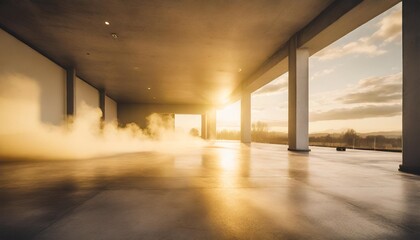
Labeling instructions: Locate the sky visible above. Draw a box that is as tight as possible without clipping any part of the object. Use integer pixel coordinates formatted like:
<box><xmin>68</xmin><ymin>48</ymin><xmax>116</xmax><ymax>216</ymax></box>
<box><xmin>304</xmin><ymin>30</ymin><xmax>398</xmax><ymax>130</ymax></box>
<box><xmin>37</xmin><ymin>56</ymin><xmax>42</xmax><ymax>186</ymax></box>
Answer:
<box><xmin>215</xmin><ymin>3</ymin><xmax>402</xmax><ymax>134</ymax></box>
<box><xmin>175</xmin><ymin>3</ymin><xmax>402</xmax><ymax>134</ymax></box>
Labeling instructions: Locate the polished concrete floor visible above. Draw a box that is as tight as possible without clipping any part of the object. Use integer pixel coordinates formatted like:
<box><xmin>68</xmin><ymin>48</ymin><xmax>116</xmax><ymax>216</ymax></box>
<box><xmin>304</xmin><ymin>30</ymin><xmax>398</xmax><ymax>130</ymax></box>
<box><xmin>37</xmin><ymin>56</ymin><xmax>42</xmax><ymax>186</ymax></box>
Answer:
<box><xmin>0</xmin><ymin>141</ymin><xmax>419</xmax><ymax>240</ymax></box>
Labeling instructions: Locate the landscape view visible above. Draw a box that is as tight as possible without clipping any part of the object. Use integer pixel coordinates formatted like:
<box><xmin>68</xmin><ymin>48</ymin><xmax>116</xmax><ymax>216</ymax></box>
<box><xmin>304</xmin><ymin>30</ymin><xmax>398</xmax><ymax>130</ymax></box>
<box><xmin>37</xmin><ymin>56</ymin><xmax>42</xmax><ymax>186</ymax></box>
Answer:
<box><xmin>177</xmin><ymin>3</ymin><xmax>402</xmax><ymax>151</ymax></box>
<box><xmin>216</xmin><ymin>125</ymin><xmax>401</xmax><ymax>151</ymax></box>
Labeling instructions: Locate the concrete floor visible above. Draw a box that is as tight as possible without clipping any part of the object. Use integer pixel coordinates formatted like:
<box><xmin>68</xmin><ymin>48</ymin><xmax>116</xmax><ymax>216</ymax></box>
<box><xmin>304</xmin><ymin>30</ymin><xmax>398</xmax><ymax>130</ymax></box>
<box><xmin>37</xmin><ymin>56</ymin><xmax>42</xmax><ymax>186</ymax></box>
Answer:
<box><xmin>0</xmin><ymin>141</ymin><xmax>419</xmax><ymax>240</ymax></box>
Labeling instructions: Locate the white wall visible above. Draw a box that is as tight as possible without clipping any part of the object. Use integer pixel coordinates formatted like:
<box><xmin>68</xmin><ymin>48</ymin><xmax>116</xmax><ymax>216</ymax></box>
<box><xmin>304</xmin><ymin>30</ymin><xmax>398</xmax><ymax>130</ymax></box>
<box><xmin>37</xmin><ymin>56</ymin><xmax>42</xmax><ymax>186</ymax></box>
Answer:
<box><xmin>75</xmin><ymin>77</ymin><xmax>99</xmax><ymax>115</ymax></box>
<box><xmin>105</xmin><ymin>96</ymin><xmax>117</xmax><ymax>123</ymax></box>
<box><xmin>0</xmin><ymin>29</ymin><xmax>117</xmax><ymax>126</ymax></box>
<box><xmin>0</xmin><ymin>28</ymin><xmax>66</xmax><ymax>125</ymax></box>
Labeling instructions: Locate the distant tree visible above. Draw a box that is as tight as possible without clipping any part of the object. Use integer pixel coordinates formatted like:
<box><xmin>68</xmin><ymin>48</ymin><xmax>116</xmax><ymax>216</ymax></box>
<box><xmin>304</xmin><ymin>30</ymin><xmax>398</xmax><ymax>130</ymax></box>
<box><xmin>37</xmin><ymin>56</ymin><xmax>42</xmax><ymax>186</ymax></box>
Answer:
<box><xmin>342</xmin><ymin>129</ymin><xmax>358</xmax><ymax>147</ymax></box>
<box><xmin>189</xmin><ymin>128</ymin><xmax>199</xmax><ymax>137</ymax></box>
<box><xmin>252</xmin><ymin>121</ymin><xmax>268</xmax><ymax>132</ymax></box>
<box><xmin>251</xmin><ymin>121</ymin><xmax>269</xmax><ymax>142</ymax></box>
<box><xmin>325</xmin><ymin>134</ymin><xmax>332</xmax><ymax>146</ymax></box>
<box><xmin>217</xmin><ymin>130</ymin><xmax>240</xmax><ymax>140</ymax></box>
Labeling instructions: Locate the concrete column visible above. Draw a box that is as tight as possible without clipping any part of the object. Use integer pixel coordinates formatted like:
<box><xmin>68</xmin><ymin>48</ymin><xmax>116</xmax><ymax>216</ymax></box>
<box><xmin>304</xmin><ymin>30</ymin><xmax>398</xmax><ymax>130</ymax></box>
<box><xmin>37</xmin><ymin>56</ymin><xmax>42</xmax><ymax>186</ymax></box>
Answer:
<box><xmin>99</xmin><ymin>89</ymin><xmax>106</xmax><ymax>121</ymax></box>
<box><xmin>288</xmin><ymin>36</ymin><xmax>310</xmax><ymax>152</ymax></box>
<box><xmin>400</xmin><ymin>0</ymin><xmax>420</xmax><ymax>175</ymax></box>
<box><xmin>201</xmin><ymin>113</ymin><xmax>207</xmax><ymax>139</ymax></box>
<box><xmin>66</xmin><ymin>68</ymin><xmax>75</xmax><ymax>117</ymax></box>
<box><xmin>206</xmin><ymin>109</ymin><xmax>217</xmax><ymax>140</ymax></box>
<box><xmin>241</xmin><ymin>91</ymin><xmax>251</xmax><ymax>143</ymax></box>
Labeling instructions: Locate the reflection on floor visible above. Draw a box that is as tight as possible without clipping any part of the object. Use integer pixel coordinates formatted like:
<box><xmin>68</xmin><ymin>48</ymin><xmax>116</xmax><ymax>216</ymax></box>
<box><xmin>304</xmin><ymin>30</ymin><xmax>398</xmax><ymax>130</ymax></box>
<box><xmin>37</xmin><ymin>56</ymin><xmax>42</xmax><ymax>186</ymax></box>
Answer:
<box><xmin>0</xmin><ymin>141</ymin><xmax>419</xmax><ymax>240</ymax></box>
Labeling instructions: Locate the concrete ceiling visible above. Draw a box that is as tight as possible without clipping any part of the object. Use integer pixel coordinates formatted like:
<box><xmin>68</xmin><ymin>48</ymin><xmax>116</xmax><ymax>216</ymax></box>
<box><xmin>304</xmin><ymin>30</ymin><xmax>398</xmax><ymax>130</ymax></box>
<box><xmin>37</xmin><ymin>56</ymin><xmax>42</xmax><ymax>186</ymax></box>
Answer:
<box><xmin>0</xmin><ymin>0</ymin><xmax>334</xmax><ymax>104</ymax></box>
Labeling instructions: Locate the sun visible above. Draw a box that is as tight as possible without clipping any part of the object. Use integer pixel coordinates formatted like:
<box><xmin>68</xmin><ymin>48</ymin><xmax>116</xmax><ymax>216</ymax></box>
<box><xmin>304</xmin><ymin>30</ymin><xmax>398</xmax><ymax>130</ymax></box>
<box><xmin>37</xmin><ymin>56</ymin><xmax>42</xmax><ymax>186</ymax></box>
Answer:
<box><xmin>216</xmin><ymin>101</ymin><xmax>241</xmax><ymax>130</ymax></box>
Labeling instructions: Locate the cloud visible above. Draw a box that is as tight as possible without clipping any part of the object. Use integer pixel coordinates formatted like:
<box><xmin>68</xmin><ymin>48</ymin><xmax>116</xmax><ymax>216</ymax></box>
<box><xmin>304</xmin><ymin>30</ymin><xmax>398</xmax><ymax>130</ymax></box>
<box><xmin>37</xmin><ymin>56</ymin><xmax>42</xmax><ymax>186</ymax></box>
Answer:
<box><xmin>217</xmin><ymin>121</ymin><xmax>240</xmax><ymax>128</ymax></box>
<box><xmin>253</xmin><ymin>73</ymin><xmax>288</xmax><ymax>96</ymax></box>
<box><xmin>254</xmin><ymin>78</ymin><xmax>288</xmax><ymax>96</ymax></box>
<box><xmin>315</xmin><ymin>5</ymin><xmax>401</xmax><ymax>61</ymax></box>
<box><xmin>254</xmin><ymin>81</ymin><xmax>287</xmax><ymax>95</ymax></box>
<box><xmin>266</xmin><ymin>120</ymin><xmax>288</xmax><ymax>128</ymax></box>
<box><xmin>315</xmin><ymin>37</ymin><xmax>386</xmax><ymax>61</ymax></box>
<box><xmin>251</xmin><ymin>120</ymin><xmax>288</xmax><ymax>128</ymax></box>
<box><xmin>372</xmin><ymin>6</ymin><xmax>402</xmax><ymax>43</ymax></box>
<box><xmin>310</xmin><ymin>68</ymin><xmax>335</xmax><ymax>81</ymax></box>
<box><xmin>337</xmin><ymin>72</ymin><xmax>401</xmax><ymax>104</ymax></box>
<box><xmin>310</xmin><ymin>104</ymin><xmax>401</xmax><ymax>122</ymax></box>
<box><xmin>252</xmin><ymin>106</ymin><xmax>266</xmax><ymax>112</ymax></box>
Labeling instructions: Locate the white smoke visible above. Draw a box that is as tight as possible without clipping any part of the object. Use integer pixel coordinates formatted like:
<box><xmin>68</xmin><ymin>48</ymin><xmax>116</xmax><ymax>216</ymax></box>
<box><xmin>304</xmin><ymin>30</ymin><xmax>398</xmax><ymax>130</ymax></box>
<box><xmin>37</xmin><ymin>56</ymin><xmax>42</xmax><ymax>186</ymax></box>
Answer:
<box><xmin>0</xmin><ymin>74</ymin><xmax>206</xmax><ymax>160</ymax></box>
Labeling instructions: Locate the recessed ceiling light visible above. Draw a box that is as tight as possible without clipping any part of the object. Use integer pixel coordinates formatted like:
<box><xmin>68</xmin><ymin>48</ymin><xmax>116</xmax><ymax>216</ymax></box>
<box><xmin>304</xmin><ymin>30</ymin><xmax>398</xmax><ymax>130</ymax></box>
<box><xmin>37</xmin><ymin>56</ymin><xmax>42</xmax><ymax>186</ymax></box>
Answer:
<box><xmin>111</xmin><ymin>33</ymin><xmax>118</xmax><ymax>39</ymax></box>
<box><xmin>133</xmin><ymin>67</ymin><xmax>139</xmax><ymax>70</ymax></box>
<box><xmin>238</xmin><ymin>68</ymin><xmax>242</xmax><ymax>72</ymax></box>
<box><xmin>153</xmin><ymin>97</ymin><xmax>156</xmax><ymax>99</ymax></box>
<box><xmin>105</xmin><ymin>21</ymin><xmax>110</xmax><ymax>25</ymax></box>
<box><xmin>147</xmin><ymin>87</ymin><xmax>151</xmax><ymax>90</ymax></box>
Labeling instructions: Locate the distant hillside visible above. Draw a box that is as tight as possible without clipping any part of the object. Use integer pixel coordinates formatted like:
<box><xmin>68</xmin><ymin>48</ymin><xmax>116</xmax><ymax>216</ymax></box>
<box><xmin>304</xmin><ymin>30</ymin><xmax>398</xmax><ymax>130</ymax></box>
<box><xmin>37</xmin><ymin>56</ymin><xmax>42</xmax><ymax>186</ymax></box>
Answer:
<box><xmin>309</xmin><ymin>132</ymin><xmax>341</xmax><ymax>138</ymax></box>
<box><xmin>358</xmin><ymin>131</ymin><xmax>401</xmax><ymax>138</ymax></box>
<box><xmin>309</xmin><ymin>131</ymin><xmax>401</xmax><ymax>138</ymax></box>
<box><xmin>218</xmin><ymin>129</ymin><xmax>402</xmax><ymax>139</ymax></box>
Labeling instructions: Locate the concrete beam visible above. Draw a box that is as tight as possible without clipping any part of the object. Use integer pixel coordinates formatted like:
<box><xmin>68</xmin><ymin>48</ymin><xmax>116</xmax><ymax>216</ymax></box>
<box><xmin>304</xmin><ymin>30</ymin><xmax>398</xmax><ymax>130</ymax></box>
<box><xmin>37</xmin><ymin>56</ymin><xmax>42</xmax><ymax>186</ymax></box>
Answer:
<box><xmin>229</xmin><ymin>0</ymin><xmax>400</xmax><ymax>101</ymax></box>
<box><xmin>241</xmin><ymin>91</ymin><xmax>251</xmax><ymax>143</ymax></box>
<box><xmin>288</xmin><ymin>36</ymin><xmax>310</xmax><ymax>152</ymax></box>
<box><xmin>400</xmin><ymin>0</ymin><xmax>420</xmax><ymax>175</ymax></box>
<box><xmin>299</xmin><ymin>0</ymin><xmax>400</xmax><ymax>52</ymax></box>
<box><xmin>297</xmin><ymin>0</ymin><xmax>362</xmax><ymax>52</ymax></box>
<box><xmin>66</xmin><ymin>68</ymin><xmax>75</xmax><ymax>116</ymax></box>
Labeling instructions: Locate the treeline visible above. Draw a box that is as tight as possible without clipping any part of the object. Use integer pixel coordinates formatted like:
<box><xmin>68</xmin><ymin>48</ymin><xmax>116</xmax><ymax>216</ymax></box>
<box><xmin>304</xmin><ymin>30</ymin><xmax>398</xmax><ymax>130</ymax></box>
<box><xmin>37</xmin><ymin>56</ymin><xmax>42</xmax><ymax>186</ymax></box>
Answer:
<box><xmin>216</xmin><ymin>122</ymin><xmax>402</xmax><ymax>151</ymax></box>
<box><xmin>310</xmin><ymin>129</ymin><xmax>402</xmax><ymax>150</ymax></box>
<box><xmin>216</xmin><ymin>121</ymin><xmax>287</xmax><ymax>144</ymax></box>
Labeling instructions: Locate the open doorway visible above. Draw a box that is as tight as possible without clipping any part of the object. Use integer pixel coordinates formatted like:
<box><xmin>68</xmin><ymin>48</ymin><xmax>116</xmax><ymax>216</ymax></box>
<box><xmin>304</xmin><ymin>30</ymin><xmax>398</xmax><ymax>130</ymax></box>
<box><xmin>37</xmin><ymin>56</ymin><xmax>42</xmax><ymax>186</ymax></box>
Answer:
<box><xmin>216</xmin><ymin>101</ymin><xmax>240</xmax><ymax>140</ymax></box>
<box><xmin>174</xmin><ymin>114</ymin><xmax>202</xmax><ymax>137</ymax></box>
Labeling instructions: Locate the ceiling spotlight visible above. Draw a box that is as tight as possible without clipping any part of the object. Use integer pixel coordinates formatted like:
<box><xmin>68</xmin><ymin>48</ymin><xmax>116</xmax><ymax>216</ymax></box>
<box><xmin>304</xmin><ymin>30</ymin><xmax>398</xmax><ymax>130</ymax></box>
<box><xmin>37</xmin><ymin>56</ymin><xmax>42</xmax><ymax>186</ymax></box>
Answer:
<box><xmin>147</xmin><ymin>87</ymin><xmax>151</xmax><ymax>90</ymax></box>
<box><xmin>105</xmin><ymin>21</ymin><xmax>110</xmax><ymax>25</ymax></box>
<box><xmin>238</xmin><ymin>68</ymin><xmax>242</xmax><ymax>72</ymax></box>
<box><xmin>111</xmin><ymin>33</ymin><xmax>118</xmax><ymax>39</ymax></box>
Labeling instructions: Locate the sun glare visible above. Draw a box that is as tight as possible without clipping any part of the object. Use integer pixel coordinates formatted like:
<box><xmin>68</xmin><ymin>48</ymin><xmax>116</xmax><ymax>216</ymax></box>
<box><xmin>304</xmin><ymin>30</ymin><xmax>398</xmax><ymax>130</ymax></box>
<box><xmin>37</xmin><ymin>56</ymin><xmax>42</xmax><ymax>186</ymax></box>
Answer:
<box><xmin>219</xmin><ymin>149</ymin><xmax>237</xmax><ymax>171</ymax></box>
<box><xmin>216</xmin><ymin>101</ymin><xmax>241</xmax><ymax>131</ymax></box>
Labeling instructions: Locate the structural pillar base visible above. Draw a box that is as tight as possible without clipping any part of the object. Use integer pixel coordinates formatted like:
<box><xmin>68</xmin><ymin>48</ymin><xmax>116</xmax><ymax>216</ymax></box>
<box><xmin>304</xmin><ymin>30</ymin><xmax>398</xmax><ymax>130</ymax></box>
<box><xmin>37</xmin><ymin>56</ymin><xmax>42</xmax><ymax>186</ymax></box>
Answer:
<box><xmin>399</xmin><ymin>165</ymin><xmax>420</xmax><ymax>175</ymax></box>
<box><xmin>288</xmin><ymin>148</ymin><xmax>311</xmax><ymax>152</ymax></box>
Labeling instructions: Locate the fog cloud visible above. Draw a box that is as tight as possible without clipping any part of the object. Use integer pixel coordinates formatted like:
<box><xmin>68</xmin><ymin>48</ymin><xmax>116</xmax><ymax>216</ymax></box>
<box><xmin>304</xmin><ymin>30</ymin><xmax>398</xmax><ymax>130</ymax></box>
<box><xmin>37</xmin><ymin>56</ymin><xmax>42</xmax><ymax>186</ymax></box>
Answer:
<box><xmin>0</xmin><ymin>74</ymin><xmax>206</xmax><ymax>160</ymax></box>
